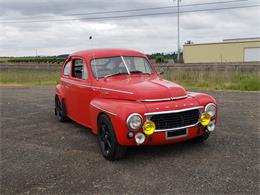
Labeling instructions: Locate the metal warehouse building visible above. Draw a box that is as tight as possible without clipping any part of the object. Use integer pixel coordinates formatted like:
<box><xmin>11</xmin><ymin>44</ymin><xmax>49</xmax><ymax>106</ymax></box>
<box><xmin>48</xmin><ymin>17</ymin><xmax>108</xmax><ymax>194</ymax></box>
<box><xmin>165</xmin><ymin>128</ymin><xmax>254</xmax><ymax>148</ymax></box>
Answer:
<box><xmin>183</xmin><ymin>38</ymin><xmax>260</xmax><ymax>63</ymax></box>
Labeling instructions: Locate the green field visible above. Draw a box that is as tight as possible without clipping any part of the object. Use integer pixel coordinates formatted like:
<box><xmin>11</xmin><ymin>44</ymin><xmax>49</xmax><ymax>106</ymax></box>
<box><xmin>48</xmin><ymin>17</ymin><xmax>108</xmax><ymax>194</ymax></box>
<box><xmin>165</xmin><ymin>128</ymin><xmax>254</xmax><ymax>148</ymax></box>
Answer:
<box><xmin>0</xmin><ymin>69</ymin><xmax>60</xmax><ymax>85</ymax></box>
<box><xmin>0</xmin><ymin>57</ymin><xmax>65</xmax><ymax>63</ymax></box>
<box><xmin>163</xmin><ymin>70</ymin><xmax>260</xmax><ymax>91</ymax></box>
<box><xmin>0</xmin><ymin>69</ymin><xmax>259</xmax><ymax>91</ymax></box>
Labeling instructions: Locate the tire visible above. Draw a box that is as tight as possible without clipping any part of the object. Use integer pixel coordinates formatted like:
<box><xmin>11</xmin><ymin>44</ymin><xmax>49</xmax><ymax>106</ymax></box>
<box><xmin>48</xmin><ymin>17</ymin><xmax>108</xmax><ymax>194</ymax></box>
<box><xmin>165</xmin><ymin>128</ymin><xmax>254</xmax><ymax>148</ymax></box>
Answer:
<box><xmin>55</xmin><ymin>96</ymin><xmax>68</xmax><ymax>122</ymax></box>
<box><xmin>190</xmin><ymin>132</ymin><xmax>210</xmax><ymax>143</ymax></box>
<box><xmin>98</xmin><ymin>114</ymin><xmax>127</xmax><ymax>161</ymax></box>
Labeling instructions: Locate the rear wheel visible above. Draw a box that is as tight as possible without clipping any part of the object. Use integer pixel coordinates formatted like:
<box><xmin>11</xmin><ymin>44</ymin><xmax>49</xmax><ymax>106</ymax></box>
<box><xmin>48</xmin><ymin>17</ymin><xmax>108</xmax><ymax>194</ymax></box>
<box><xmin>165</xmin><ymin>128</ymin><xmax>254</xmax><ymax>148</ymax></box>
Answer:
<box><xmin>98</xmin><ymin>114</ymin><xmax>126</xmax><ymax>161</ymax></box>
<box><xmin>55</xmin><ymin>96</ymin><xmax>68</xmax><ymax>122</ymax></box>
<box><xmin>190</xmin><ymin>132</ymin><xmax>210</xmax><ymax>143</ymax></box>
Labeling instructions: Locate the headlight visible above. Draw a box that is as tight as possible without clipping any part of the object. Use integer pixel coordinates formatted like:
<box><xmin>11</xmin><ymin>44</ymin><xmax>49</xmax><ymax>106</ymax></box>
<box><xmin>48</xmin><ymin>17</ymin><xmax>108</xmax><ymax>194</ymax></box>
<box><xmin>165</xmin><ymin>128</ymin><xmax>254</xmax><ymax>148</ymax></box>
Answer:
<box><xmin>127</xmin><ymin>113</ymin><xmax>143</xmax><ymax>131</ymax></box>
<box><xmin>205</xmin><ymin>103</ymin><xmax>216</xmax><ymax>117</ymax></box>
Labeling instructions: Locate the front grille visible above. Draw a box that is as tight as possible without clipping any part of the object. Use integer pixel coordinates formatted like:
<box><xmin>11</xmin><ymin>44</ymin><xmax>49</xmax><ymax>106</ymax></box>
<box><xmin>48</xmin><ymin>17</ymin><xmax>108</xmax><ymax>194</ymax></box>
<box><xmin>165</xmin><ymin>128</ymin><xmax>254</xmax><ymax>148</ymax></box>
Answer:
<box><xmin>150</xmin><ymin>109</ymin><xmax>200</xmax><ymax>130</ymax></box>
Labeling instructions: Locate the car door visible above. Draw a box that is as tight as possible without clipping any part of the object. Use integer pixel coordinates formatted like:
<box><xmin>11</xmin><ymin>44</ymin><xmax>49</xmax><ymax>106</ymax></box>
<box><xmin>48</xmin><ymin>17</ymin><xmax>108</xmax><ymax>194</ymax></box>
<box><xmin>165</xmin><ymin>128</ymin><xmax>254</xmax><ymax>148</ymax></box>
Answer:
<box><xmin>69</xmin><ymin>57</ymin><xmax>92</xmax><ymax>127</ymax></box>
<box><xmin>61</xmin><ymin>60</ymin><xmax>74</xmax><ymax>118</ymax></box>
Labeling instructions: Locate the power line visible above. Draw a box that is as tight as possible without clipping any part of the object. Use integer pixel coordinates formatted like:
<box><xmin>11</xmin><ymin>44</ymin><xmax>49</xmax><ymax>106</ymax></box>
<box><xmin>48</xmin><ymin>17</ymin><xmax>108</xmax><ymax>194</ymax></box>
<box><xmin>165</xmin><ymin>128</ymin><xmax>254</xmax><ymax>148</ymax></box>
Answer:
<box><xmin>0</xmin><ymin>0</ymin><xmax>249</xmax><ymax>21</ymax></box>
<box><xmin>0</xmin><ymin>4</ymin><xmax>259</xmax><ymax>24</ymax></box>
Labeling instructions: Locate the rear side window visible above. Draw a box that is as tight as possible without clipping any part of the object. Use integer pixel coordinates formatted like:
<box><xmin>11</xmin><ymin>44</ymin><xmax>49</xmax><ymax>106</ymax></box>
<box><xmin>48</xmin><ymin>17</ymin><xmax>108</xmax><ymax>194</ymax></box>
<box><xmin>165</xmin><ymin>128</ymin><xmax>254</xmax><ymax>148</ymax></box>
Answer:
<box><xmin>72</xmin><ymin>59</ymin><xmax>88</xmax><ymax>80</ymax></box>
<box><xmin>63</xmin><ymin>61</ymin><xmax>71</xmax><ymax>76</ymax></box>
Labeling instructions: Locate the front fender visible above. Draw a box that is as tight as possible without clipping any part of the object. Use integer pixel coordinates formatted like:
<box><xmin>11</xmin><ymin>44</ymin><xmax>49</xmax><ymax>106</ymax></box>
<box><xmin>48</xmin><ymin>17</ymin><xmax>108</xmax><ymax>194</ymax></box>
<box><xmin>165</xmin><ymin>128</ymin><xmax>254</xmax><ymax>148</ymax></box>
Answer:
<box><xmin>89</xmin><ymin>98</ymin><xmax>146</xmax><ymax>145</ymax></box>
<box><xmin>188</xmin><ymin>91</ymin><xmax>218</xmax><ymax>122</ymax></box>
<box><xmin>188</xmin><ymin>92</ymin><xmax>217</xmax><ymax>107</ymax></box>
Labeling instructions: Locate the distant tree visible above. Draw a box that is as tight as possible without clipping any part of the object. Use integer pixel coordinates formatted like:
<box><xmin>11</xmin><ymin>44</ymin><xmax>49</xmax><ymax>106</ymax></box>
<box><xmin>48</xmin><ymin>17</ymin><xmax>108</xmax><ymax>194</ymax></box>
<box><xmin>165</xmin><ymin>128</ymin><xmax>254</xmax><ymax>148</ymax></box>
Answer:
<box><xmin>185</xmin><ymin>40</ymin><xmax>193</xmax><ymax>45</ymax></box>
<box><xmin>155</xmin><ymin>56</ymin><xmax>165</xmax><ymax>63</ymax></box>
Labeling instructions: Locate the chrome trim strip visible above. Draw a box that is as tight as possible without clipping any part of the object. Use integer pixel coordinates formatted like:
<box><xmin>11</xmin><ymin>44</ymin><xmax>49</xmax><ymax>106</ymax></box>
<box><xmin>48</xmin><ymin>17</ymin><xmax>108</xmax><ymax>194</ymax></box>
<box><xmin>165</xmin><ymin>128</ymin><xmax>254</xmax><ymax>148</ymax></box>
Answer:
<box><xmin>138</xmin><ymin>95</ymin><xmax>188</xmax><ymax>102</ymax></box>
<box><xmin>144</xmin><ymin>106</ymin><xmax>203</xmax><ymax>116</ymax></box>
<box><xmin>155</xmin><ymin>121</ymin><xmax>200</xmax><ymax>132</ymax></box>
<box><xmin>165</xmin><ymin>129</ymin><xmax>188</xmax><ymax>140</ymax></box>
<box><xmin>172</xmin><ymin>95</ymin><xmax>188</xmax><ymax>100</ymax></box>
<box><xmin>90</xmin><ymin>103</ymin><xmax>117</xmax><ymax>116</ymax></box>
<box><xmin>138</xmin><ymin>98</ymin><xmax>172</xmax><ymax>102</ymax></box>
<box><xmin>61</xmin><ymin>78</ymin><xmax>134</xmax><ymax>95</ymax></box>
<box><xmin>99</xmin><ymin>87</ymin><xmax>134</xmax><ymax>95</ymax></box>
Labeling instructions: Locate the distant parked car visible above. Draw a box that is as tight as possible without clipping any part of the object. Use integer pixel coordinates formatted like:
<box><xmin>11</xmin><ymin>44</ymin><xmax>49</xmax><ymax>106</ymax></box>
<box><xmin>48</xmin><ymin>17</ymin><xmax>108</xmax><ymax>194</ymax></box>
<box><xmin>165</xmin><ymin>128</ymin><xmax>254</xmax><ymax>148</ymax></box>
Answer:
<box><xmin>55</xmin><ymin>49</ymin><xmax>217</xmax><ymax>161</ymax></box>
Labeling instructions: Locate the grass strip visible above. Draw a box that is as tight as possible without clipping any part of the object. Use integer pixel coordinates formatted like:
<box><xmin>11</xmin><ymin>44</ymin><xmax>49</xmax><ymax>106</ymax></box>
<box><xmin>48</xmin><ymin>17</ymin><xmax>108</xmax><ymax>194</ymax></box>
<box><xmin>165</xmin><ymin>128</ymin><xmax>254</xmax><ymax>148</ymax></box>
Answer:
<box><xmin>0</xmin><ymin>69</ymin><xmax>259</xmax><ymax>91</ymax></box>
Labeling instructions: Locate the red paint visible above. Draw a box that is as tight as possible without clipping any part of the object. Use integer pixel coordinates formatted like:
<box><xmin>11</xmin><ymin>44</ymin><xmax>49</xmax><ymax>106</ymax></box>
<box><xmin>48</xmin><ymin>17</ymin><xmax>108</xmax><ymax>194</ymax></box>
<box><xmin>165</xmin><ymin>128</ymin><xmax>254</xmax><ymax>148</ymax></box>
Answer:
<box><xmin>55</xmin><ymin>49</ymin><xmax>217</xmax><ymax>146</ymax></box>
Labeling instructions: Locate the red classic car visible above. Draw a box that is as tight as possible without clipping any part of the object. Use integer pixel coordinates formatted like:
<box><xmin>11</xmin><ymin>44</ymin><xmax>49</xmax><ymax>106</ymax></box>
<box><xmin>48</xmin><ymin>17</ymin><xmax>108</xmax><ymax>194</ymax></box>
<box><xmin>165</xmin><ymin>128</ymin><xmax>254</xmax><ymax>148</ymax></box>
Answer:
<box><xmin>55</xmin><ymin>49</ymin><xmax>217</xmax><ymax>161</ymax></box>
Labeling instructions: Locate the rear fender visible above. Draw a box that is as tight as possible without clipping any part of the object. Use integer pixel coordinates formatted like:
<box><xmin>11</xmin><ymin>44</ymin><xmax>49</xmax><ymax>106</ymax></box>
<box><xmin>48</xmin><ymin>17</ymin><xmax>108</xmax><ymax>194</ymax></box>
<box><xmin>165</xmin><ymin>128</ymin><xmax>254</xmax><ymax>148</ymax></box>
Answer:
<box><xmin>55</xmin><ymin>84</ymin><xmax>65</xmax><ymax>101</ymax></box>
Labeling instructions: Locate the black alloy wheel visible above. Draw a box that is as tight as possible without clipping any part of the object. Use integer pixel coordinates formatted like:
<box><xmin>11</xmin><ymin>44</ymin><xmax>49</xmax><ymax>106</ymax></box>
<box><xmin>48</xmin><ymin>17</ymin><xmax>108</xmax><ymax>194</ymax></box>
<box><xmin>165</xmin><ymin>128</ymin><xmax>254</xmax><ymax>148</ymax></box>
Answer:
<box><xmin>55</xmin><ymin>97</ymin><xmax>68</xmax><ymax>122</ymax></box>
<box><xmin>98</xmin><ymin>114</ymin><xmax>126</xmax><ymax>161</ymax></box>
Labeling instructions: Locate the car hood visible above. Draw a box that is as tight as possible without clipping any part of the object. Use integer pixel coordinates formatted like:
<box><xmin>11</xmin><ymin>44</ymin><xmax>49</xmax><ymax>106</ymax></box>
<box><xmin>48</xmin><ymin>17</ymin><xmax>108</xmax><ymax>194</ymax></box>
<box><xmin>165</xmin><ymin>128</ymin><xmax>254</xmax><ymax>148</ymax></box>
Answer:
<box><xmin>99</xmin><ymin>76</ymin><xmax>187</xmax><ymax>101</ymax></box>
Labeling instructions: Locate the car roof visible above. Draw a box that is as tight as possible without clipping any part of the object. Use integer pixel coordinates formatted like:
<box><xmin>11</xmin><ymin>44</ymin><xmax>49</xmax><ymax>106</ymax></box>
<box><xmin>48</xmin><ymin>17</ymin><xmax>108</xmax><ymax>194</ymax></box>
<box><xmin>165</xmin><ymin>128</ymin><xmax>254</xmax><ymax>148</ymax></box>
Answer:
<box><xmin>71</xmin><ymin>48</ymin><xmax>145</xmax><ymax>59</ymax></box>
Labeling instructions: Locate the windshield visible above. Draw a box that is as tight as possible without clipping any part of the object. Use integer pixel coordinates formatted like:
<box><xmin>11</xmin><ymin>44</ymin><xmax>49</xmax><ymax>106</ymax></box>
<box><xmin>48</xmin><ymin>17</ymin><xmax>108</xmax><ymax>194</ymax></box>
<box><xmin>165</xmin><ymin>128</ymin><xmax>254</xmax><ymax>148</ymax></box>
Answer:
<box><xmin>90</xmin><ymin>56</ymin><xmax>154</xmax><ymax>79</ymax></box>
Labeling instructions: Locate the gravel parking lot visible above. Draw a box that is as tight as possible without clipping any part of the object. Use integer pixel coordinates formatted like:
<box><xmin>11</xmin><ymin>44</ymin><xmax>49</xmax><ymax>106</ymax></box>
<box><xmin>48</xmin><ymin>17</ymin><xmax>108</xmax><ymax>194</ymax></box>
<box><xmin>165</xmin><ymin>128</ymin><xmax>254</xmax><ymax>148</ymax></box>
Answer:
<box><xmin>1</xmin><ymin>86</ymin><xmax>259</xmax><ymax>194</ymax></box>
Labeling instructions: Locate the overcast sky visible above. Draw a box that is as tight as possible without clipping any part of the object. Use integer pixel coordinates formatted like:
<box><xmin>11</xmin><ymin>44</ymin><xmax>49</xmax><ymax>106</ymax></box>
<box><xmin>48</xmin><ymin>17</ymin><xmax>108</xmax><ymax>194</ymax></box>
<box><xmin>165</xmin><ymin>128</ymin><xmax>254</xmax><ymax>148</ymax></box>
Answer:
<box><xmin>0</xmin><ymin>0</ymin><xmax>259</xmax><ymax>56</ymax></box>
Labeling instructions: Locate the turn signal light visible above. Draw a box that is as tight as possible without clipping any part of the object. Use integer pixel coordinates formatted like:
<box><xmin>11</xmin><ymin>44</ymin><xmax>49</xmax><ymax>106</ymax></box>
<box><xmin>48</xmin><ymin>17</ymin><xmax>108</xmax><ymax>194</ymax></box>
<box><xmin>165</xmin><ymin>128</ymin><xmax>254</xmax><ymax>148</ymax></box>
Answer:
<box><xmin>200</xmin><ymin>113</ymin><xmax>211</xmax><ymax>126</ymax></box>
<box><xmin>143</xmin><ymin>120</ymin><xmax>156</xmax><ymax>135</ymax></box>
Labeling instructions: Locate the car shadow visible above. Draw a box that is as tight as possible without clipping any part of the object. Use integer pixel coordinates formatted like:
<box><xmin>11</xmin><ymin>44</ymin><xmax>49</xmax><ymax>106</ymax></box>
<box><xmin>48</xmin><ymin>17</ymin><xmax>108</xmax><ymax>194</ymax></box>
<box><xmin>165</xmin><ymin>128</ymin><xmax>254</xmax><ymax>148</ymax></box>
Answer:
<box><xmin>126</xmin><ymin>141</ymin><xmax>208</xmax><ymax>159</ymax></box>
<box><xmin>63</xmin><ymin>119</ymin><xmax>209</xmax><ymax>161</ymax></box>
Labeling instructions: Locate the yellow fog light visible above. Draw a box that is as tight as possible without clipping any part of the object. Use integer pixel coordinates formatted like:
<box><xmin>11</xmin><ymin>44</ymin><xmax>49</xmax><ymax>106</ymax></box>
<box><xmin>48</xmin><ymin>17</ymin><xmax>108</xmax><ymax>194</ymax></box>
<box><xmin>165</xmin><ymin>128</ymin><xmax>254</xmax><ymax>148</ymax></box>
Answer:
<box><xmin>200</xmin><ymin>113</ymin><xmax>211</xmax><ymax>126</ymax></box>
<box><xmin>143</xmin><ymin>120</ymin><xmax>156</xmax><ymax>135</ymax></box>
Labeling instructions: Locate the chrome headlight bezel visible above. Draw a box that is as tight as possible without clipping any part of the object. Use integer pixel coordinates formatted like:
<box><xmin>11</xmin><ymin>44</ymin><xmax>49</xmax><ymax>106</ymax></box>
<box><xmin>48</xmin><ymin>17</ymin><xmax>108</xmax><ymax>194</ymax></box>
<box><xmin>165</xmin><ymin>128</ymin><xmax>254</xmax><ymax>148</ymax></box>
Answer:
<box><xmin>205</xmin><ymin>103</ymin><xmax>217</xmax><ymax>117</ymax></box>
<box><xmin>126</xmin><ymin>113</ymin><xmax>143</xmax><ymax>131</ymax></box>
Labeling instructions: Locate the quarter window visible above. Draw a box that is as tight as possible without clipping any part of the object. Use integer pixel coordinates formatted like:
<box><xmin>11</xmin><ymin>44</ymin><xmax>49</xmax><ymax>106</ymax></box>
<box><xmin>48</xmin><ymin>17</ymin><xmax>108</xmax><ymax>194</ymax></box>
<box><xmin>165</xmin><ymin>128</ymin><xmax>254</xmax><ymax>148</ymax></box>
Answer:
<box><xmin>63</xmin><ymin>61</ymin><xmax>71</xmax><ymax>76</ymax></box>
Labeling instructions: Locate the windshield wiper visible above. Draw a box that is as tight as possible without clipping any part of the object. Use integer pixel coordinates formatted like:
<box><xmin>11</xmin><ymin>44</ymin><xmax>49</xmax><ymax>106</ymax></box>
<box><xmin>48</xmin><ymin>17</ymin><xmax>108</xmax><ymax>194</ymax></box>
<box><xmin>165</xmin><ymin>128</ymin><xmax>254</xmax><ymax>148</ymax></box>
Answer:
<box><xmin>104</xmin><ymin>72</ymin><xmax>128</xmax><ymax>79</ymax></box>
<box><xmin>130</xmin><ymin>70</ymin><xmax>151</xmax><ymax>75</ymax></box>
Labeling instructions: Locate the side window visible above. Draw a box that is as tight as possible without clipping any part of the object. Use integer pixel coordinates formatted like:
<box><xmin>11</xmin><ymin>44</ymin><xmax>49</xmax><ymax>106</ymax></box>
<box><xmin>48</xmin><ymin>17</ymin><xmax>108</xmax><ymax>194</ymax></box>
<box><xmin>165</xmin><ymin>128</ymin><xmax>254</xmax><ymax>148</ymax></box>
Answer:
<box><xmin>63</xmin><ymin>61</ymin><xmax>71</xmax><ymax>76</ymax></box>
<box><xmin>72</xmin><ymin>59</ymin><xmax>88</xmax><ymax>80</ymax></box>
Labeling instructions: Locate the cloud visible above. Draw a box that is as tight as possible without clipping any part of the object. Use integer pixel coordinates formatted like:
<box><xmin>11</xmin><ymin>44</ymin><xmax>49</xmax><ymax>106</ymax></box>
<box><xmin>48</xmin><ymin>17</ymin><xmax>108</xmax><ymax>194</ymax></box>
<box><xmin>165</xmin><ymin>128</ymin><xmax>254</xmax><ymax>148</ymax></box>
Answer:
<box><xmin>0</xmin><ymin>0</ymin><xmax>259</xmax><ymax>56</ymax></box>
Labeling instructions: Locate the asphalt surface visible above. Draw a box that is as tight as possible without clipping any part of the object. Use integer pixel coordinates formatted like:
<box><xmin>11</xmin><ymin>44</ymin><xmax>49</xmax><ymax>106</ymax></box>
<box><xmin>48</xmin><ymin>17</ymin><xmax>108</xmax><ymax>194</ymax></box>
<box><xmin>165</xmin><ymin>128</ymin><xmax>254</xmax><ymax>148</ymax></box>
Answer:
<box><xmin>1</xmin><ymin>86</ymin><xmax>259</xmax><ymax>194</ymax></box>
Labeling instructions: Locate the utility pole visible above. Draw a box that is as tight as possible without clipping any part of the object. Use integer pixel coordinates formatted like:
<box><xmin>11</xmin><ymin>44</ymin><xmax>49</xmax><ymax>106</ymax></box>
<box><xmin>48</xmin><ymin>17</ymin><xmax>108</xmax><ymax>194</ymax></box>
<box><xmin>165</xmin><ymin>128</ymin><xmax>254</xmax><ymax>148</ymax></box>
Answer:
<box><xmin>174</xmin><ymin>0</ymin><xmax>181</xmax><ymax>63</ymax></box>
<box><xmin>35</xmin><ymin>49</ymin><xmax>38</xmax><ymax>57</ymax></box>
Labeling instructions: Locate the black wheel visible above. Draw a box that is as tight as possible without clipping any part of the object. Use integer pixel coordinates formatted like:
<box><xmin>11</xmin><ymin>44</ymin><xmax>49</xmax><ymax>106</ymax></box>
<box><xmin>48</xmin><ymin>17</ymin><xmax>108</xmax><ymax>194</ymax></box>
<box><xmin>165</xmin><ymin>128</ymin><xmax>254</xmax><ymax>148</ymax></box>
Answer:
<box><xmin>98</xmin><ymin>114</ymin><xmax>126</xmax><ymax>161</ymax></box>
<box><xmin>190</xmin><ymin>132</ymin><xmax>210</xmax><ymax>143</ymax></box>
<box><xmin>55</xmin><ymin>96</ymin><xmax>68</xmax><ymax>122</ymax></box>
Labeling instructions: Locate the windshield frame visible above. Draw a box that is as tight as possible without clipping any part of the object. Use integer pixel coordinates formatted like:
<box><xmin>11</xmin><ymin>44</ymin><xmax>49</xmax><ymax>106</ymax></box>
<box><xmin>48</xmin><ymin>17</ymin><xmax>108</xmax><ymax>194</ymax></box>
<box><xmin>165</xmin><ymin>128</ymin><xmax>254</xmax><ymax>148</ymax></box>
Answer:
<box><xmin>90</xmin><ymin>56</ymin><xmax>154</xmax><ymax>79</ymax></box>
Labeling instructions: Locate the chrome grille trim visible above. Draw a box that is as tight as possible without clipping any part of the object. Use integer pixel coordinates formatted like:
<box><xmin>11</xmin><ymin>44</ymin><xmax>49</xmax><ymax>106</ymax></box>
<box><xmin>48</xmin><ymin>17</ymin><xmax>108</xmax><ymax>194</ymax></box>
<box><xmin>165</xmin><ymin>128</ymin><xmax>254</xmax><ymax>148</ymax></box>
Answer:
<box><xmin>144</xmin><ymin>106</ymin><xmax>203</xmax><ymax>116</ymax></box>
<box><xmin>154</xmin><ymin>122</ymin><xmax>199</xmax><ymax>132</ymax></box>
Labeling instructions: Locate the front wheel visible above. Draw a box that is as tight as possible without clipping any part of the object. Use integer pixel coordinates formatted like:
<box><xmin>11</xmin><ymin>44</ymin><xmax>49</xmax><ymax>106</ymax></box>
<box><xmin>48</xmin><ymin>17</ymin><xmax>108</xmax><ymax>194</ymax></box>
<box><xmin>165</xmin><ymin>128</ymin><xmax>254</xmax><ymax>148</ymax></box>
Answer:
<box><xmin>98</xmin><ymin>114</ymin><xmax>126</xmax><ymax>161</ymax></box>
